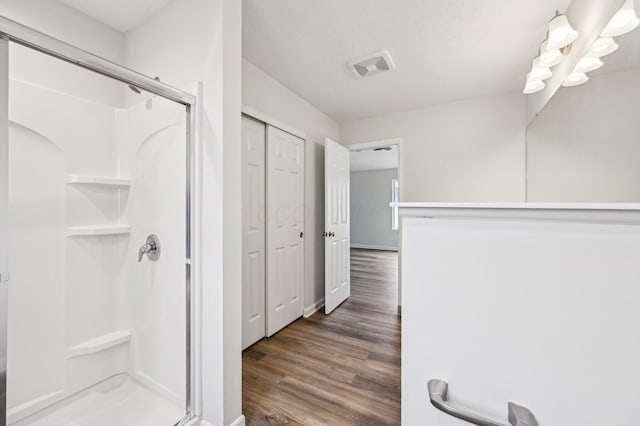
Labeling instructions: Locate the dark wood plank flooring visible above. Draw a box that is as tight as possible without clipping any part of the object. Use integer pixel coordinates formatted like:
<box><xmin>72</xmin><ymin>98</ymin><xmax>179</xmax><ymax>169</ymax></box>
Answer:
<box><xmin>242</xmin><ymin>249</ymin><xmax>400</xmax><ymax>425</ymax></box>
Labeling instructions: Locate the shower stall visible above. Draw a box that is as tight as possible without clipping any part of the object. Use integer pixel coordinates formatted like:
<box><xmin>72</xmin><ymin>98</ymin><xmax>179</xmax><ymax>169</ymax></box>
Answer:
<box><xmin>0</xmin><ymin>16</ymin><xmax>197</xmax><ymax>426</ymax></box>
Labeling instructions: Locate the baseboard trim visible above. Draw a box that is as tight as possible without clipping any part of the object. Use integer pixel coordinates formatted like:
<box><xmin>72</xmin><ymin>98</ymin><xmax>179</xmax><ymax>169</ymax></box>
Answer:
<box><xmin>304</xmin><ymin>298</ymin><xmax>325</xmax><ymax>317</ymax></box>
<box><xmin>351</xmin><ymin>243</ymin><xmax>398</xmax><ymax>251</ymax></box>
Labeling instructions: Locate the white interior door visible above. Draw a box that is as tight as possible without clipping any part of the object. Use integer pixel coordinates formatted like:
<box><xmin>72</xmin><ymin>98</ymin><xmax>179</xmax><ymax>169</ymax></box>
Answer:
<box><xmin>266</xmin><ymin>126</ymin><xmax>304</xmax><ymax>337</ymax></box>
<box><xmin>241</xmin><ymin>115</ymin><xmax>266</xmax><ymax>349</ymax></box>
<box><xmin>324</xmin><ymin>138</ymin><xmax>350</xmax><ymax>314</ymax></box>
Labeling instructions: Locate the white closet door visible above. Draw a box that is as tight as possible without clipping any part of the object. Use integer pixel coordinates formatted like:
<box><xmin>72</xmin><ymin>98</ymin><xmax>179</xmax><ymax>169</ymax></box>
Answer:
<box><xmin>324</xmin><ymin>138</ymin><xmax>350</xmax><ymax>314</ymax></box>
<box><xmin>266</xmin><ymin>126</ymin><xmax>304</xmax><ymax>337</ymax></box>
<box><xmin>242</xmin><ymin>115</ymin><xmax>266</xmax><ymax>349</ymax></box>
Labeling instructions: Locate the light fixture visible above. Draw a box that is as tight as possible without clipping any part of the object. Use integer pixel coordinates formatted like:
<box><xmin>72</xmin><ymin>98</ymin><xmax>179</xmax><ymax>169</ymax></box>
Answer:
<box><xmin>573</xmin><ymin>57</ymin><xmax>604</xmax><ymax>73</ymax></box>
<box><xmin>585</xmin><ymin>37</ymin><xmax>619</xmax><ymax>57</ymax></box>
<box><xmin>547</xmin><ymin>14</ymin><xmax>579</xmax><ymax>50</ymax></box>
<box><xmin>529</xmin><ymin>60</ymin><xmax>552</xmax><ymax>81</ymax></box>
<box><xmin>523</xmin><ymin>11</ymin><xmax>579</xmax><ymax>94</ymax></box>
<box><xmin>601</xmin><ymin>0</ymin><xmax>640</xmax><ymax>37</ymax></box>
<box><xmin>563</xmin><ymin>72</ymin><xmax>589</xmax><ymax>87</ymax></box>
<box><xmin>538</xmin><ymin>40</ymin><xmax>563</xmax><ymax>67</ymax></box>
<box><xmin>523</xmin><ymin>79</ymin><xmax>545</xmax><ymax>94</ymax></box>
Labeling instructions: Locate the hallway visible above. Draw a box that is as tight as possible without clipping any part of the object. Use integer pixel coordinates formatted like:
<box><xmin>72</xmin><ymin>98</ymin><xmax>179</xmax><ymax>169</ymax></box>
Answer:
<box><xmin>242</xmin><ymin>249</ymin><xmax>401</xmax><ymax>425</ymax></box>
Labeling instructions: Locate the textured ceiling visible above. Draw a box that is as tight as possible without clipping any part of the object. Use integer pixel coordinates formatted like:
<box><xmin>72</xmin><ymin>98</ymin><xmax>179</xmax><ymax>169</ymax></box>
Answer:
<box><xmin>243</xmin><ymin>0</ymin><xmax>574</xmax><ymax>122</ymax></box>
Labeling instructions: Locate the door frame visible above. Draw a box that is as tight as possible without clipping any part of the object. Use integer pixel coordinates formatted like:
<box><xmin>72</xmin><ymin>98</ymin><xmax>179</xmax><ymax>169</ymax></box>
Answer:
<box><xmin>0</xmin><ymin>15</ymin><xmax>200</xmax><ymax>425</ymax></box>
<box><xmin>346</xmin><ymin>137</ymin><xmax>404</xmax><ymax>307</ymax></box>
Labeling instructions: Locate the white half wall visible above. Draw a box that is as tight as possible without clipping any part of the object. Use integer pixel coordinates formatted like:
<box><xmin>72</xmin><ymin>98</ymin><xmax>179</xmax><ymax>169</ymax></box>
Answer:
<box><xmin>125</xmin><ymin>0</ymin><xmax>243</xmax><ymax>424</ymax></box>
<box><xmin>402</xmin><ymin>209</ymin><xmax>640</xmax><ymax>425</ymax></box>
<box><xmin>527</xmin><ymin>68</ymin><xmax>640</xmax><ymax>202</ymax></box>
<box><xmin>350</xmin><ymin>168</ymin><xmax>398</xmax><ymax>250</ymax></box>
<box><xmin>340</xmin><ymin>93</ymin><xmax>527</xmax><ymax>202</ymax></box>
<box><xmin>242</xmin><ymin>59</ymin><xmax>340</xmax><ymax>314</ymax></box>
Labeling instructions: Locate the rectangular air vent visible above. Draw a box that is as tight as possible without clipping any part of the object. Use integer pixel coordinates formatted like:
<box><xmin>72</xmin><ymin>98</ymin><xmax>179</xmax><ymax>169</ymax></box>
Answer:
<box><xmin>348</xmin><ymin>50</ymin><xmax>396</xmax><ymax>79</ymax></box>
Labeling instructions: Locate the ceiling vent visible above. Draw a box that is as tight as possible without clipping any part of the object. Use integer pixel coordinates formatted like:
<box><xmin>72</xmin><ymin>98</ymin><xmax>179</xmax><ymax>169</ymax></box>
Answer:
<box><xmin>348</xmin><ymin>50</ymin><xmax>395</xmax><ymax>79</ymax></box>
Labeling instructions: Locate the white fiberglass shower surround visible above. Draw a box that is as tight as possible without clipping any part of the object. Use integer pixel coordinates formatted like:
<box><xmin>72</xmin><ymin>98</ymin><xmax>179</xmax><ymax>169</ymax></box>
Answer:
<box><xmin>0</xmin><ymin>16</ymin><xmax>198</xmax><ymax>426</ymax></box>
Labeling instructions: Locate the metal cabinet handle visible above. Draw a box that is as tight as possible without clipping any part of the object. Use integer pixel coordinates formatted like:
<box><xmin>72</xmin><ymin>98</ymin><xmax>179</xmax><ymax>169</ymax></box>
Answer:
<box><xmin>428</xmin><ymin>379</ymin><xmax>536</xmax><ymax>426</ymax></box>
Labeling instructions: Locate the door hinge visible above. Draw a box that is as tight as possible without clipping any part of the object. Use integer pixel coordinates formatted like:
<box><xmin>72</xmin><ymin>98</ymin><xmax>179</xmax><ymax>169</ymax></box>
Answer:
<box><xmin>0</xmin><ymin>272</ymin><xmax>9</xmax><ymax>283</ymax></box>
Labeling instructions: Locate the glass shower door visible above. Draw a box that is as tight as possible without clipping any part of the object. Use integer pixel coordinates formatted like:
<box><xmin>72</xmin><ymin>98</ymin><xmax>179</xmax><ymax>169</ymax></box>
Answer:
<box><xmin>0</xmin><ymin>18</ymin><xmax>195</xmax><ymax>426</ymax></box>
<box><xmin>0</xmin><ymin>36</ymin><xmax>9</xmax><ymax>426</ymax></box>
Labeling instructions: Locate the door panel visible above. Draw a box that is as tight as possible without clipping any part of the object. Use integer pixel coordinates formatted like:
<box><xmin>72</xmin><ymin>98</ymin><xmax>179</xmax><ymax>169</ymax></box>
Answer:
<box><xmin>266</xmin><ymin>126</ymin><xmax>304</xmax><ymax>337</ymax></box>
<box><xmin>324</xmin><ymin>138</ymin><xmax>350</xmax><ymax>314</ymax></box>
<box><xmin>242</xmin><ymin>116</ymin><xmax>266</xmax><ymax>349</ymax></box>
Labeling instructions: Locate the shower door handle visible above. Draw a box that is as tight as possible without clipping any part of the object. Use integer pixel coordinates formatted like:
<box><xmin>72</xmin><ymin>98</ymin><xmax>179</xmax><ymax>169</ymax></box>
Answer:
<box><xmin>428</xmin><ymin>379</ymin><xmax>537</xmax><ymax>426</ymax></box>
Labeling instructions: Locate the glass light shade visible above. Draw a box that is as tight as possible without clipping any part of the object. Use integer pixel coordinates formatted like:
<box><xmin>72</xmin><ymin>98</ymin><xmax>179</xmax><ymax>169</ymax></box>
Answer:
<box><xmin>562</xmin><ymin>72</ymin><xmax>589</xmax><ymax>87</ymax></box>
<box><xmin>585</xmin><ymin>37</ymin><xmax>619</xmax><ymax>58</ymax></box>
<box><xmin>523</xmin><ymin>79</ymin><xmax>545</xmax><ymax>94</ymax></box>
<box><xmin>573</xmin><ymin>57</ymin><xmax>604</xmax><ymax>73</ymax></box>
<box><xmin>538</xmin><ymin>40</ymin><xmax>563</xmax><ymax>67</ymax></box>
<box><xmin>529</xmin><ymin>60</ymin><xmax>552</xmax><ymax>81</ymax></box>
<box><xmin>601</xmin><ymin>0</ymin><xmax>640</xmax><ymax>37</ymax></box>
<box><xmin>547</xmin><ymin>14</ymin><xmax>579</xmax><ymax>50</ymax></box>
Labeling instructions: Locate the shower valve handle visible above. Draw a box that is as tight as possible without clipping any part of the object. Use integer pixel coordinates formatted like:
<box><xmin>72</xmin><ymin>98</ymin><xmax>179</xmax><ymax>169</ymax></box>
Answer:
<box><xmin>138</xmin><ymin>234</ymin><xmax>161</xmax><ymax>262</ymax></box>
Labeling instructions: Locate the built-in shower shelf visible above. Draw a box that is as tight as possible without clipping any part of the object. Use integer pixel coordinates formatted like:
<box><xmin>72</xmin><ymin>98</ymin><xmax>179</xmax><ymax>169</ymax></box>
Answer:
<box><xmin>66</xmin><ymin>225</ymin><xmax>131</xmax><ymax>237</ymax></box>
<box><xmin>66</xmin><ymin>174</ymin><xmax>131</xmax><ymax>187</ymax></box>
<box><xmin>67</xmin><ymin>330</ymin><xmax>131</xmax><ymax>358</ymax></box>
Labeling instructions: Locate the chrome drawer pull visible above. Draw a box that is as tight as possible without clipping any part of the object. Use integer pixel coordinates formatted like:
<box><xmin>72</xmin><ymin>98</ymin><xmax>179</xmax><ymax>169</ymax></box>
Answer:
<box><xmin>428</xmin><ymin>379</ymin><xmax>536</xmax><ymax>426</ymax></box>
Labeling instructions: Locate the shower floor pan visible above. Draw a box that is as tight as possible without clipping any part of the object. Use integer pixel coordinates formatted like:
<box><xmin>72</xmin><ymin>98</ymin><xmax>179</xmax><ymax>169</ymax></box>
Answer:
<box><xmin>11</xmin><ymin>374</ymin><xmax>185</xmax><ymax>426</ymax></box>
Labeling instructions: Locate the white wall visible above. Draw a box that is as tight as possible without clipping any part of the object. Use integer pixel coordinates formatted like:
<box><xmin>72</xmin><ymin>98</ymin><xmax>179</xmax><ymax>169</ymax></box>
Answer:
<box><xmin>402</xmin><ymin>211</ymin><xmax>640</xmax><ymax>425</ymax></box>
<box><xmin>123</xmin><ymin>0</ymin><xmax>243</xmax><ymax>424</ymax></box>
<box><xmin>0</xmin><ymin>0</ymin><xmax>125</xmax><ymax>107</ymax></box>
<box><xmin>242</xmin><ymin>59</ymin><xmax>340</xmax><ymax>314</ymax></box>
<box><xmin>340</xmin><ymin>93</ymin><xmax>527</xmax><ymax>202</ymax></box>
<box><xmin>527</xmin><ymin>68</ymin><xmax>640</xmax><ymax>202</ymax></box>
<box><xmin>350</xmin><ymin>168</ymin><xmax>398</xmax><ymax>250</ymax></box>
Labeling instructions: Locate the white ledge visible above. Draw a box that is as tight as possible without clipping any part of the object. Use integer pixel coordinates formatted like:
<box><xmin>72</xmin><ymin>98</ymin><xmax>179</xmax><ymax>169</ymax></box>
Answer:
<box><xmin>398</xmin><ymin>203</ymin><xmax>640</xmax><ymax>225</ymax></box>
<box><xmin>67</xmin><ymin>330</ymin><xmax>131</xmax><ymax>358</ymax></box>
<box><xmin>66</xmin><ymin>225</ymin><xmax>131</xmax><ymax>237</ymax></box>
<box><xmin>66</xmin><ymin>174</ymin><xmax>131</xmax><ymax>187</ymax></box>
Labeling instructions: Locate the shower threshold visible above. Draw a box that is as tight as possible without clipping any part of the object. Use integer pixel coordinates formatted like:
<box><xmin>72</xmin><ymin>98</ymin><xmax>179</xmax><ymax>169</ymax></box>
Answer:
<box><xmin>10</xmin><ymin>374</ymin><xmax>185</xmax><ymax>426</ymax></box>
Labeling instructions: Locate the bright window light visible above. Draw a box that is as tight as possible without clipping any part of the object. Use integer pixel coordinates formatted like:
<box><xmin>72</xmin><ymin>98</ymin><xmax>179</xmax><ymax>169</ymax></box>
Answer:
<box><xmin>391</xmin><ymin>179</ymin><xmax>399</xmax><ymax>231</ymax></box>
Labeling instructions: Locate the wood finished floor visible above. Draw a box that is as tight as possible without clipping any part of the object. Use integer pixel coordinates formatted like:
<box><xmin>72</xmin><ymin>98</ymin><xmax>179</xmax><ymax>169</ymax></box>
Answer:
<box><xmin>242</xmin><ymin>249</ymin><xmax>400</xmax><ymax>426</ymax></box>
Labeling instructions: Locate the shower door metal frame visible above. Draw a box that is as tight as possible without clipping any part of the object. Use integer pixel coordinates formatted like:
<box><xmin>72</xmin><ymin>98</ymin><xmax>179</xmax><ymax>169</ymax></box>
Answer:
<box><xmin>0</xmin><ymin>15</ymin><xmax>199</xmax><ymax>426</ymax></box>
